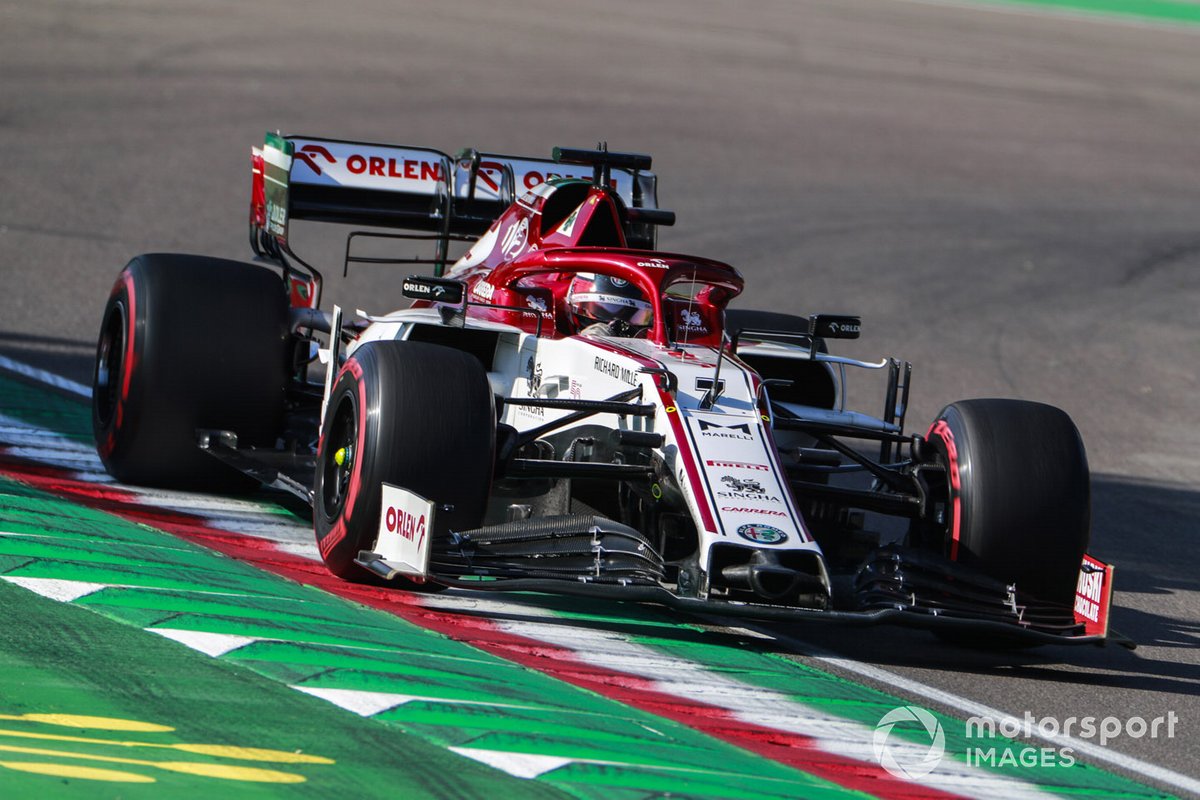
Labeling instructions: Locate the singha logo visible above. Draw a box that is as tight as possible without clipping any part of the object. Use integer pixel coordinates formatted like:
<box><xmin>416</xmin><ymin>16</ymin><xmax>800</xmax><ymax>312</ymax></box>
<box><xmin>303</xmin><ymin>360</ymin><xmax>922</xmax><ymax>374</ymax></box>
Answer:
<box><xmin>721</xmin><ymin>476</ymin><xmax>764</xmax><ymax>494</ymax></box>
<box><xmin>525</xmin><ymin>356</ymin><xmax>542</xmax><ymax>397</ymax></box>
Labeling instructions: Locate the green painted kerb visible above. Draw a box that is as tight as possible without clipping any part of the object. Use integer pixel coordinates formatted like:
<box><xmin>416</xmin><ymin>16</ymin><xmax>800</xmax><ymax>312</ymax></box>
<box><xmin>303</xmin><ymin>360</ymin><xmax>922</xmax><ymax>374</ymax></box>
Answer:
<box><xmin>0</xmin><ymin>581</ymin><xmax>531</xmax><ymax>799</ymax></box>
<box><xmin>0</xmin><ymin>373</ymin><xmax>92</xmax><ymax>441</ymax></box>
<box><xmin>0</xmin><ymin>475</ymin><xmax>862</xmax><ymax>800</ymax></box>
<box><xmin>0</xmin><ymin>478</ymin><xmax>561</xmax><ymax>799</ymax></box>
<box><xmin>971</xmin><ymin>0</ymin><xmax>1200</xmax><ymax>25</ymax></box>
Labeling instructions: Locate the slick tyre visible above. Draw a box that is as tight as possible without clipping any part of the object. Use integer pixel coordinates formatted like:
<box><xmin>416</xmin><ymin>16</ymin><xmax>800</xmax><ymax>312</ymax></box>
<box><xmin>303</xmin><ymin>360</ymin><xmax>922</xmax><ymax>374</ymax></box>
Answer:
<box><xmin>924</xmin><ymin>399</ymin><xmax>1090</xmax><ymax>605</ymax></box>
<box><xmin>92</xmin><ymin>253</ymin><xmax>289</xmax><ymax>490</ymax></box>
<box><xmin>313</xmin><ymin>341</ymin><xmax>494</xmax><ymax>581</ymax></box>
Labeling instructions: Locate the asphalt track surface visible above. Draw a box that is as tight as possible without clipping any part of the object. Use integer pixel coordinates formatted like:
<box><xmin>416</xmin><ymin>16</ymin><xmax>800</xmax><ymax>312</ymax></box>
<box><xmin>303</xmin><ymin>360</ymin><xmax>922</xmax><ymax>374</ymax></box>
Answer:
<box><xmin>1</xmin><ymin>0</ymin><xmax>1198</xmax><ymax>795</ymax></box>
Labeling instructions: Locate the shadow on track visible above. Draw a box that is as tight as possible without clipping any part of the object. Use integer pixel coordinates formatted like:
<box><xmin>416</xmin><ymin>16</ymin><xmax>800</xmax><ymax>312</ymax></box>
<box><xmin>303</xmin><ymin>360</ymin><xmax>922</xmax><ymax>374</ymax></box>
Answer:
<box><xmin>0</xmin><ymin>330</ymin><xmax>95</xmax><ymax>386</ymax></box>
<box><xmin>433</xmin><ymin>474</ymin><xmax>1200</xmax><ymax>699</ymax></box>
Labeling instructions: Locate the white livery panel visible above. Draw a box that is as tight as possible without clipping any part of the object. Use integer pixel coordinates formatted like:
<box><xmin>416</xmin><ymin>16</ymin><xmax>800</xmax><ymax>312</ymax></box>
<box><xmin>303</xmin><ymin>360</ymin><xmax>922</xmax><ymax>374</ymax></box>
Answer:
<box><xmin>681</xmin><ymin>409</ymin><xmax>812</xmax><ymax>547</ymax></box>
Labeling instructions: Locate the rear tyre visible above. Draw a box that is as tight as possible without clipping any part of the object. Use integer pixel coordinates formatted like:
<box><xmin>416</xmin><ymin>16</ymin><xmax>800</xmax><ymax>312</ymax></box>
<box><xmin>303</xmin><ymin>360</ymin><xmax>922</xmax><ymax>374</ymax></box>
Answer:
<box><xmin>922</xmin><ymin>399</ymin><xmax>1090</xmax><ymax>605</ymax></box>
<box><xmin>92</xmin><ymin>253</ymin><xmax>289</xmax><ymax>490</ymax></box>
<box><xmin>313</xmin><ymin>341</ymin><xmax>495</xmax><ymax>581</ymax></box>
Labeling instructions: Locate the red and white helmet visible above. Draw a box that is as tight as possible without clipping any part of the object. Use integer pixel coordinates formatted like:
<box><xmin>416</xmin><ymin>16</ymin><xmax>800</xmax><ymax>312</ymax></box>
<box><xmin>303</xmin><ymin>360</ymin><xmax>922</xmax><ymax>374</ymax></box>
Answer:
<box><xmin>567</xmin><ymin>273</ymin><xmax>653</xmax><ymax>332</ymax></box>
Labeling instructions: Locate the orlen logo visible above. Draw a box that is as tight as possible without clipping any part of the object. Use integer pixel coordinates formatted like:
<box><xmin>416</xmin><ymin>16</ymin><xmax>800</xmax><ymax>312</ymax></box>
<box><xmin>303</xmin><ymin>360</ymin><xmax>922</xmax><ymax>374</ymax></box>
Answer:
<box><xmin>470</xmin><ymin>161</ymin><xmax>583</xmax><ymax>194</ymax></box>
<box><xmin>384</xmin><ymin>505</ymin><xmax>427</xmax><ymax>549</ymax></box>
<box><xmin>294</xmin><ymin>144</ymin><xmax>336</xmax><ymax>176</ymax></box>
<box><xmin>519</xmin><ymin>169</ymin><xmax>616</xmax><ymax>191</ymax></box>
<box><xmin>346</xmin><ymin>156</ymin><xmax>444</xmax><ymax>181</ymax></box>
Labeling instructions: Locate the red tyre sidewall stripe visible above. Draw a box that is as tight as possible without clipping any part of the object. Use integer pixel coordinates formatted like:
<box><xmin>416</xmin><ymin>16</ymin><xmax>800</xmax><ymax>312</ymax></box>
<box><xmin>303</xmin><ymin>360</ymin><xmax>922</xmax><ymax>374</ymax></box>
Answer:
<box><xmin>341</xmin><ymin>357</ymin><xmax>368</xmax><ymax>523</ymax></box>
<box><xmin>928</xmin><ymin>419</ymin><xmax>962</xmax><ymax>561</ymax></box>
<box><xmin>99</xmin><ymin>271</ymin><xmax>138</xmax><ymax>459</ymax></box>
<box><xmin>119</xmin><ymin>271</ymin><xmax>137</xmax><ymax>408</ymax></box>
<box><xmin>318</xmin><ymin>357</ymin><xmax>366</xmax><ymax>559</ymax></box>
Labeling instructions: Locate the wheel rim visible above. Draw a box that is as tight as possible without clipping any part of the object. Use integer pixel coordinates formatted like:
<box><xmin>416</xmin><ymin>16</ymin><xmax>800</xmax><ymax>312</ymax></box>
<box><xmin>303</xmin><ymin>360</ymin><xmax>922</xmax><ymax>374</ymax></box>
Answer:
<box><xmin>94</xmin><ymin>300</ymin><xmax>127</xmax><ymax>428</ymax></box>
<box><xmin>321</xmin><ymin>393</ymin><xmax>358</xmax><ymax>521</ymax></box>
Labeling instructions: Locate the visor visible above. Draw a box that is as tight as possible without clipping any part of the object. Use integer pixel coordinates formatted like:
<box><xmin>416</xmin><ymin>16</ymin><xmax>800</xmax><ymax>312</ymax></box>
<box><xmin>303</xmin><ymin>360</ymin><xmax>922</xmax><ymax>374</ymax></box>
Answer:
<box><xmin>570</xmin><ymin>291</ymin><xmax>654</xmax><ymax>328</ymax></box>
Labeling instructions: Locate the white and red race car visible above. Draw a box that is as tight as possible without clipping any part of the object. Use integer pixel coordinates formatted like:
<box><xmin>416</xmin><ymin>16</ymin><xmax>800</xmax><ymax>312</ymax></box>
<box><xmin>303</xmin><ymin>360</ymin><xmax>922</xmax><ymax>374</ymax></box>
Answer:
<box><xmin>91</xmin><ymin>134</ymin><xmax>1123</xmax><ymax>647</ymax></box>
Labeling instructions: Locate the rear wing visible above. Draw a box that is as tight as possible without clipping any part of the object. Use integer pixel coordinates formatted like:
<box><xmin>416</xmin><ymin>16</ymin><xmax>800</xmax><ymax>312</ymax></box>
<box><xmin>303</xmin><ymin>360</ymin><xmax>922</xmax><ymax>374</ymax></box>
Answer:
<box><xmin>250</xmin><ymin>133</ymin><xmax>661</xmax><ymax>249</ymax></box>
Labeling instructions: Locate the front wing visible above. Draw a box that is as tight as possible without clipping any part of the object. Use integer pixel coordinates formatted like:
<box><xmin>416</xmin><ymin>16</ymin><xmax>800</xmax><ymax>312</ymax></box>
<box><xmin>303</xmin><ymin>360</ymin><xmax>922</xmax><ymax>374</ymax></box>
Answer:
<box><xmin>360</xmin><ymin>492</ymin><xmax>1128</xmax><ymax>649</ymax></box>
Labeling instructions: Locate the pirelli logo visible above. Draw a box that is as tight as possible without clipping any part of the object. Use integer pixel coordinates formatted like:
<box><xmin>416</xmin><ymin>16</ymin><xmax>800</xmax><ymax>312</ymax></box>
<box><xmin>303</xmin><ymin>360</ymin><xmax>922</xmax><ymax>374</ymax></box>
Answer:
<box><xmin>706</xmin><ymin>460</ymin><xmax>770</xmax><ymax>472</ymax></box>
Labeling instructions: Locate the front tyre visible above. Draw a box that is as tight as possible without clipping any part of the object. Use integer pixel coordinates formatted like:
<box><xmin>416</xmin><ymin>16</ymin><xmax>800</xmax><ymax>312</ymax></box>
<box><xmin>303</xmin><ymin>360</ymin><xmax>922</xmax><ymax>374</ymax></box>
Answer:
<box><xmin>313</xmin><ymin>341</ymin><xmax>494</xmax><ymax>581</ymax></box>
<box><xmin>922</xmin><ymin>399</ymin><xmax>1090</xmax><ymax>605</ymax></box>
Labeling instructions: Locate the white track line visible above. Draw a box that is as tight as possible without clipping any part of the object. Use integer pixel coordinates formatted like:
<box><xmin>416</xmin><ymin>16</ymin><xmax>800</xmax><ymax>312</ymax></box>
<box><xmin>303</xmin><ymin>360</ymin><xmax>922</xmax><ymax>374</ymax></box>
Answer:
<box><xmin>0</xmin><ymin>354</ymin><xmax>91</xmax><ymax>398</ymax></box>
<box><xmin>762</xmin><ymin>628</ymin><xmax>1200</xmax><ymax>797</ymax></box>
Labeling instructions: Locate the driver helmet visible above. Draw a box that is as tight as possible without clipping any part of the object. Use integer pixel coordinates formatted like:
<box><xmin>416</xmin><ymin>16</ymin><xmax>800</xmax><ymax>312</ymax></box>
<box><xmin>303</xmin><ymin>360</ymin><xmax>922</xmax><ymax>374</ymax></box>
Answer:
<box><xmin>567</xmin><ymin>273</ymin><xmax>653</xmax><ymax>334</ymax></box>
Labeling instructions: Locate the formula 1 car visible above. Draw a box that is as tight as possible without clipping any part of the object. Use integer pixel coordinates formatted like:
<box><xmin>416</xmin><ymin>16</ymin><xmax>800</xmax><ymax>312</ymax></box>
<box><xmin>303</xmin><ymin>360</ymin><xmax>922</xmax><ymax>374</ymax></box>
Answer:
<box><xmin>91</xmin><ymin>133</ymin><xmax>1122</xmax><ymax>647</ymax></box>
